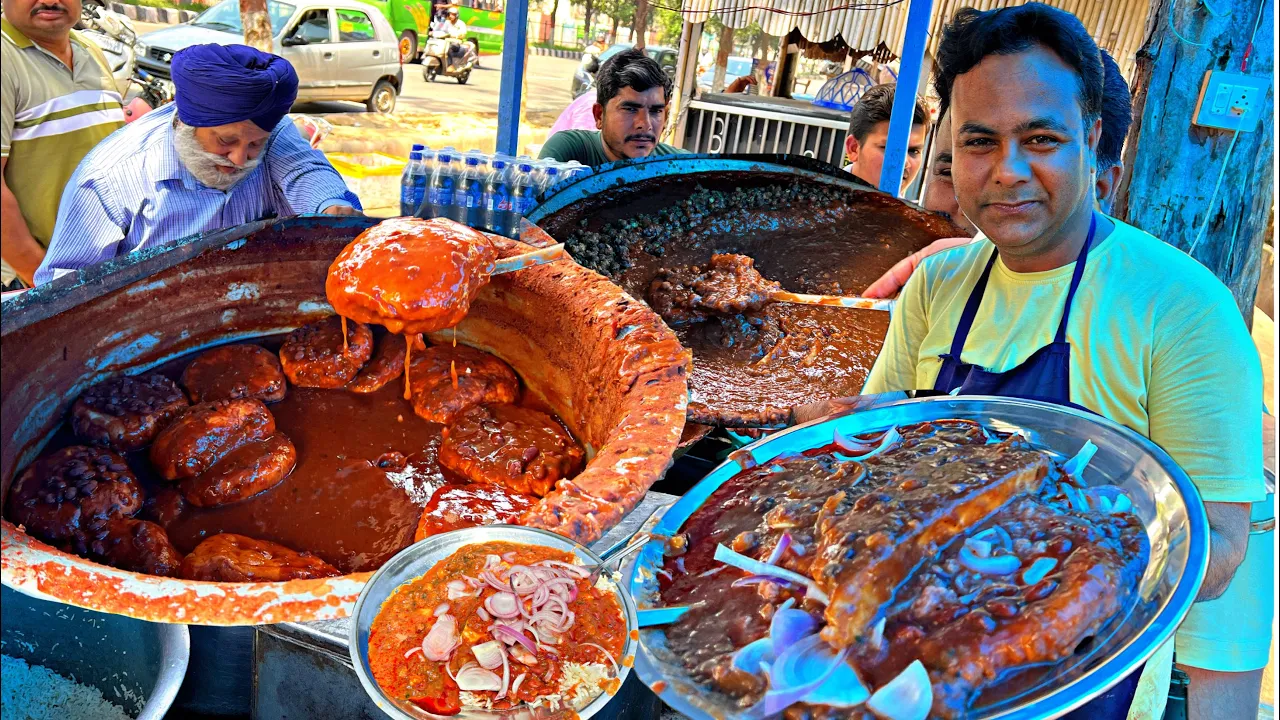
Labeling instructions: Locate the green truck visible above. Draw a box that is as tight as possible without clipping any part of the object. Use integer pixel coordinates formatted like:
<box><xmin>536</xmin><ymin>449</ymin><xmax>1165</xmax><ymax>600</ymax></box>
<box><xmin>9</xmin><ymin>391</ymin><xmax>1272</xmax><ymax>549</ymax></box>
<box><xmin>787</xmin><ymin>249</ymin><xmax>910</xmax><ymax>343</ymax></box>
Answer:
<box><xmin>355</xmin><ymin>0</ymin><xmax>434</xmax><ymax>62</ymax></box>
<box><xmin>448</xmin><ymin>0</ymin><xmax>505</xmax><ymax>56</ymax></box>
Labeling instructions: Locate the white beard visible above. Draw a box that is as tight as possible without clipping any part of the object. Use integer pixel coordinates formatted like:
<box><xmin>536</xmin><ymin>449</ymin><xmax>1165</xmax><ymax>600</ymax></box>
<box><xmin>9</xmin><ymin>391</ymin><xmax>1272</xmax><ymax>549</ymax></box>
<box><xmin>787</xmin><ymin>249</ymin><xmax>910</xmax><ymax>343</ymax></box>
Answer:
<box><xmin>172</xmin><ymin>119</ymin><xmax>263</xmax><ymax>191</ymax></box>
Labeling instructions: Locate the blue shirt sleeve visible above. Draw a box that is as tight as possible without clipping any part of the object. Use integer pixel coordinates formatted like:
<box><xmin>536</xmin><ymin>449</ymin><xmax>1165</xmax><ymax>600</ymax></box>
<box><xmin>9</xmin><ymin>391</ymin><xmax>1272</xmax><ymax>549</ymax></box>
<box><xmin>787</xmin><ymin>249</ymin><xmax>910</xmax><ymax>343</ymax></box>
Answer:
<box><xmin>35</xmin><ymin>176</ymin><xmax>129</xmax><ymax>285</ymax></box>
<box><xmin>266</xmin><ymin>120</ymin><xmax>362</xmax><ymax>214</ymax></box>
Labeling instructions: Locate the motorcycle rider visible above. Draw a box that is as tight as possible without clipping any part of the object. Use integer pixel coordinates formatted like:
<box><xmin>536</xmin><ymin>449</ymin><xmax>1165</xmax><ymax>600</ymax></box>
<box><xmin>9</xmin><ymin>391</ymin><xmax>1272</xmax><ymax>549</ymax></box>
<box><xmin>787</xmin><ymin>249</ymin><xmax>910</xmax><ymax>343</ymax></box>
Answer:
<box><xmin>437</xmin><ymin>7</ymin><xmax>466</xmax><ymax>70</ymax></box>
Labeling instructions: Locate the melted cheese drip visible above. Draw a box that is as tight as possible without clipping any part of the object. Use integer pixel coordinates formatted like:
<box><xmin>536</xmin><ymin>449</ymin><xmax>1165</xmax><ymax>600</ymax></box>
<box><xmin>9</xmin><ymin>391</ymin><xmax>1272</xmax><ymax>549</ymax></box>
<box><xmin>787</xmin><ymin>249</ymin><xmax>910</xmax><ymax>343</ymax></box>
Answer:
<box><xmin>341</xmin><ymin>316</ymin><xmax>349</xmax><ymax>355</ymax></box>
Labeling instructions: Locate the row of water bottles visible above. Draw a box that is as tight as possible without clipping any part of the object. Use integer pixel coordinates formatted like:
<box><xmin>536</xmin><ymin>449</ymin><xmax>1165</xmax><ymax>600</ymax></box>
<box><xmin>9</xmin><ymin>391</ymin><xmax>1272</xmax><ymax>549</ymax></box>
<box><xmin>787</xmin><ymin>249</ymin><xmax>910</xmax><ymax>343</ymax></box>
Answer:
<box><xmin>399</xmin><ymin>145</ymin><xmax>590</xmax><ymax>236</ymax></box>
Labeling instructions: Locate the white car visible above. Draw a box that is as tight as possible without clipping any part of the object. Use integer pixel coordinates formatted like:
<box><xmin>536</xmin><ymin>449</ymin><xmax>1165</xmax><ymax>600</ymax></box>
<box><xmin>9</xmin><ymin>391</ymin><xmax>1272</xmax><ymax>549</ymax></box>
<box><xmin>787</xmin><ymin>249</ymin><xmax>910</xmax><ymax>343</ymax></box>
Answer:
<box><xmin>136</xmin><ymin>0</ymin><xmax>403</xmax><ymax>113</ymax></box>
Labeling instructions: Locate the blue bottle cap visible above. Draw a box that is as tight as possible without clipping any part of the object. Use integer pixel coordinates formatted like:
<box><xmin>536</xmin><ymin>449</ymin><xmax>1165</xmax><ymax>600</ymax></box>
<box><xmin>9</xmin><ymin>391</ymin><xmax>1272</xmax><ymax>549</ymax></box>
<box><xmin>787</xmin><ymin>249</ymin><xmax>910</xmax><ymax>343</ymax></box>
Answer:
<box><xmin>411</xmin><ymin>143</ymin><xmax>425</xmax><ymax>151</ymax></box>
<box><xmin>438</xmin><ymin>153</ymin><xmax>452</xmax><ymax>163</ymax></box>
<box><xmin>466</xmin><ymin>155</ymin><xmax>481</xmax><ymax>165</ymax></box>
<box><xmin>491</xmin><ymin>159</ymin><xmax>507</xmax><ymax>169</ymax></box>
<box><xmin>518</xmin><ymin>163</ymin><xmax>533</xmax><ymax>172</ymax></box>
<box><xmin>409</xmin><ymin>150</ymin><xmax>423</xmax><ymax>161</ymax></box>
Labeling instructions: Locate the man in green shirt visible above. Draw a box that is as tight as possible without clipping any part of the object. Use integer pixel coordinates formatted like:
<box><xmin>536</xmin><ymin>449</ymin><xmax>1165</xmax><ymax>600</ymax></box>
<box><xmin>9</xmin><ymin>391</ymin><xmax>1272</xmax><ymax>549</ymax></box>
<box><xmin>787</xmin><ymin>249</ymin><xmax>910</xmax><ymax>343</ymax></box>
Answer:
<box><xmin>539</xmin><ymin>48</ymin><xmax>683</xmax><ymax>167</ymax></box>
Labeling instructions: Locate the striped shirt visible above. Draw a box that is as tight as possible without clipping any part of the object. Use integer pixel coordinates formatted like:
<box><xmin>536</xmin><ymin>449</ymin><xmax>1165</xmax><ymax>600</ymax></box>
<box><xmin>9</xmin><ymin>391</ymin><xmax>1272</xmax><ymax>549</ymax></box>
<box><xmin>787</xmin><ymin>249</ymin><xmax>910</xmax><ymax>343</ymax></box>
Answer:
<box><xmin>35</xmin><ymin>104</ymin><xmax>361</xmax><ymax>285</ymax></box>
<box><xmin>1</xmin><ymin>17</ymin><xmax>124</xmax><ymax>283</ymax></box>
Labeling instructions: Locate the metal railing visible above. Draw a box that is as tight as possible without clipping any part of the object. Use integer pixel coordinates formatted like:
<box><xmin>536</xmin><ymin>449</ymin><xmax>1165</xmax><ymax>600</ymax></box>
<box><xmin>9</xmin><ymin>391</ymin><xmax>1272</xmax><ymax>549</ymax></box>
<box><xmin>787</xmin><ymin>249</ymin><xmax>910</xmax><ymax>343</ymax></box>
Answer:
<box><xmin>681</xmin><ymin>99</ymin><xmax>850</xmax><ymax>167</ymax></box>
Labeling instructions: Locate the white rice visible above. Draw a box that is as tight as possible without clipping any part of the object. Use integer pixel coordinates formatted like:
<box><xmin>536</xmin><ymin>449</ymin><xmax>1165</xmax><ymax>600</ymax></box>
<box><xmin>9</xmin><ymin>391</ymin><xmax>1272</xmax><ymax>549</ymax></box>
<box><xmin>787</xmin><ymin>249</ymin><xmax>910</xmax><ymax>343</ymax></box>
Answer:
<box><xmin>1</xmin><ymin>654</ymin><xmax>133</xmax><ymax>720</ymax></box>
<box><xmin>459</xmin><ymin>661</ymin><xmax>614</xmax><ymax>713</ymax></box>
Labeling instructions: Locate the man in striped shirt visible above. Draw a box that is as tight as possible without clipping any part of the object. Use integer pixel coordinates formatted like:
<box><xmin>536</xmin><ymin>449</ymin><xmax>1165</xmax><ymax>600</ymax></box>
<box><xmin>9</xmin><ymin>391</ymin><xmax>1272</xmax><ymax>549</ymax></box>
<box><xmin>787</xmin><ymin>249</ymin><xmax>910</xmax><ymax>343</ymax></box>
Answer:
<box><xmin>1</xmin><ymin>0</ymin><xmax>124</xmax><ymax>287</ymax></box>
<box><xmin>34</xmin><ymin>43</ymin><xmax>361</xmax><ymax>285</ymax></box>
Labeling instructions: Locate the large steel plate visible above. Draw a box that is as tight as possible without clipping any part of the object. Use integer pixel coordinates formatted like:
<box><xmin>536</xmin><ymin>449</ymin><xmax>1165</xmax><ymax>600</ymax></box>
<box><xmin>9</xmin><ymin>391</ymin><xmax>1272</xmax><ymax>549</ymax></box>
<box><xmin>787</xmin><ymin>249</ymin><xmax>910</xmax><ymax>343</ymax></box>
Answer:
<box><xmin>626</xmin><ymin>396</ymin><xmax>1209</xmax><ymax>719</ymax></box>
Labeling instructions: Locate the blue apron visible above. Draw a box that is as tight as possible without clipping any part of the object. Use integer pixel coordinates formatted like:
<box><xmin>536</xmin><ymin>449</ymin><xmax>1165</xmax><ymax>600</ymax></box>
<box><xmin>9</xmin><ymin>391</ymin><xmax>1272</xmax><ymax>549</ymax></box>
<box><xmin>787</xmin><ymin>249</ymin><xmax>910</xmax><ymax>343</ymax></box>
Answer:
<box><xmin>931</xmin><ymin>215</ymin><xmax>1144</xmax><ymax>718</ymax></box>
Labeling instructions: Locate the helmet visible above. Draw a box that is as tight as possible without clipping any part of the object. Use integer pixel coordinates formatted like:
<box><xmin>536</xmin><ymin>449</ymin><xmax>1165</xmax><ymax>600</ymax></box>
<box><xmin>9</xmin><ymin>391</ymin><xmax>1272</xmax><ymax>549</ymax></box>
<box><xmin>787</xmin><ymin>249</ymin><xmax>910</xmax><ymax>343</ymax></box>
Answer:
<box><xmin>447</xmin><ymin>7</ymin><xmax>459</xmax><ymax>17</ymax></box>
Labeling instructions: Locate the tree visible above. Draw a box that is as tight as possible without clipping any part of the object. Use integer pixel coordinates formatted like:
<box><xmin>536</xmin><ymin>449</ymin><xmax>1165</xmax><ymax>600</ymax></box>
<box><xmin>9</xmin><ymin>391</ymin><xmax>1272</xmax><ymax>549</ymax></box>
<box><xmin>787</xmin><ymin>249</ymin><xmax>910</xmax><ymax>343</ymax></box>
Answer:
<box><xmin>595</xmin><ymin>0</ymin><xmax>633</xmax><ymax>43</ymax></box>
<box><xmin>570</xmin><ymin>0</ymin><xmax>598</xmax><ymax>44</ymax></box>
<box><xmin>1116</xmin><ymin>0</ymin><xmax>1274</xmax><ymax>319</ymax></box>
<box><xmin>653</xmin><ymin>6</ymin><xmax>683</xmax><ymax>46</ymax></box>
<box><xmin>239</xmin><ymin>0</ymin><xmax>272</xmax><ymax>51</ymax></box>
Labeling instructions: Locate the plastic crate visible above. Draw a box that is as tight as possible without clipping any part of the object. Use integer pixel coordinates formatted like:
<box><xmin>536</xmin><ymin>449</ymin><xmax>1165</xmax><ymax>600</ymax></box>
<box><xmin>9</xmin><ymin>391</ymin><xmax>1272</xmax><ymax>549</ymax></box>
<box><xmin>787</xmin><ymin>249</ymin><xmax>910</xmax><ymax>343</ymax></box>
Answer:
<box><xmin>812</xmin><ymin>67</ymin><xmax>875</xmax><ymax>112</ymax></box>
<box><xmin>325</xmin><ymin>152</ymin><xmax>406</xmax><ymax>214</ymax></box>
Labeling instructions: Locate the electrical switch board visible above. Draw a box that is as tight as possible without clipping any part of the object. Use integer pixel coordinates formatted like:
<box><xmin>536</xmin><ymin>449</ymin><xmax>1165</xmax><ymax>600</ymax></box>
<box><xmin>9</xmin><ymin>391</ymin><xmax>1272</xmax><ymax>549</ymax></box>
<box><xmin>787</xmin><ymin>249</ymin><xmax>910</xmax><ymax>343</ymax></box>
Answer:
<box><xmin>1193</xmin><ymin>70</ymin><xmax>1269</xmax><ymax>132</ymax></box>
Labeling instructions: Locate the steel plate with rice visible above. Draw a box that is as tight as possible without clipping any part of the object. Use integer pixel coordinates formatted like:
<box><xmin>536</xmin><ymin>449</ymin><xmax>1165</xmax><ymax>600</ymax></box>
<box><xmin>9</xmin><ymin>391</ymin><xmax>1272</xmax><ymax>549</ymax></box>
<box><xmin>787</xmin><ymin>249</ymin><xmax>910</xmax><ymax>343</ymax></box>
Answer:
<box><xmin>351</xmin><ymin>526</ymin><xmax>639</xmax><ymax>719</ymax></box>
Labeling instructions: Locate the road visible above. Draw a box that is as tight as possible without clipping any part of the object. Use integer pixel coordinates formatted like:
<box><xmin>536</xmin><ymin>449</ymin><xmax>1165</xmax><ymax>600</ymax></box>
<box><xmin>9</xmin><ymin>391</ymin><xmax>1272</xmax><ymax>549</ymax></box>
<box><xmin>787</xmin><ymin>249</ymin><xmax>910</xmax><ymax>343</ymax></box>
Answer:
<box><xmin>133</xmin><ymin>21</ymin><xmax>580</xmax><ymax>119</ymax></box>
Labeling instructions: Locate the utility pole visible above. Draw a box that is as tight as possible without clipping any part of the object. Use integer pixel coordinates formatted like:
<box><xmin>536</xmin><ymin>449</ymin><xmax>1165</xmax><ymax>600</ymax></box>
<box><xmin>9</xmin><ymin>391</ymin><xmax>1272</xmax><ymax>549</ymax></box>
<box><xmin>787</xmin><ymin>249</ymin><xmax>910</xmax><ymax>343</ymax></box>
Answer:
<box><xmin>1116</xmin><ymin>0</ymin><xmax>1274</xmax><ymax>321</ymax></box>
<box><xmin>240</xmin><ymin>0</ymin><xmax>272</xmax><ymax>52</ymax></box>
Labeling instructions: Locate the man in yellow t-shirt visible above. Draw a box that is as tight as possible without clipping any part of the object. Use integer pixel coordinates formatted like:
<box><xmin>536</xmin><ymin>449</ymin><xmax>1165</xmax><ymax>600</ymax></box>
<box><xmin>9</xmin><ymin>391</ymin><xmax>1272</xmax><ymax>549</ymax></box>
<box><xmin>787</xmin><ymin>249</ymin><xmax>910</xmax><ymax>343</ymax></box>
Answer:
<box><xmin>861</xmin><ymin>4</ymin><xmax>1262</xmax><ymax>718</ymax></box>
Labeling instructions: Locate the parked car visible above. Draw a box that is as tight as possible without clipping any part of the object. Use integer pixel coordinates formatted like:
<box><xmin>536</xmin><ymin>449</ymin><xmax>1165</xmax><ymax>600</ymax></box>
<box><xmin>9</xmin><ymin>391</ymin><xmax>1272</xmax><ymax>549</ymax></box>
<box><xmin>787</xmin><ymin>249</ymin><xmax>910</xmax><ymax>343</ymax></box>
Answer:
<box><xmin>569</xmin><ymin>42</ymin><xmax>676</xmax><ymax>98</ymax></box>
<box><xmin>698</xmin><ymin>55</ymin><xmax>753</xmax><ymax>94</ymax></box>
<box><xmin>135</xmin><ymin>0</ymin><xmax>404</xmax><ymax>114</ymax></box>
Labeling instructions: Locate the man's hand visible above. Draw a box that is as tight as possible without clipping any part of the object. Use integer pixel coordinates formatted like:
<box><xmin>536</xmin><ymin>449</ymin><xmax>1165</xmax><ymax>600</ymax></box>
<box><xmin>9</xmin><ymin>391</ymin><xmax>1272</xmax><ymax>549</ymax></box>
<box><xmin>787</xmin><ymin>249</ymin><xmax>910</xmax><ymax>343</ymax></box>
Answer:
<box><xmin>862</xmin><ymin>236</ymin><xmax>974</xmax><ymax>298</ymax></box>
<box><xmin>321</xmin><ymin>204</ymin><xmax>362</xmax><ymax>217</ymax></box>
<box><xmin>1</xmin><ymin>158</ymin><xmax>45</xmax><ymax>285</ymax></box>
<box><xmin>725</xmin><ymin>75</ymin><xmax>758</xmax><ymax>94</ymax></box>
<box><xmin>1196</xmin><ymin>500</ymin><xmax>1251</xmax><ymax>601</ymax></box>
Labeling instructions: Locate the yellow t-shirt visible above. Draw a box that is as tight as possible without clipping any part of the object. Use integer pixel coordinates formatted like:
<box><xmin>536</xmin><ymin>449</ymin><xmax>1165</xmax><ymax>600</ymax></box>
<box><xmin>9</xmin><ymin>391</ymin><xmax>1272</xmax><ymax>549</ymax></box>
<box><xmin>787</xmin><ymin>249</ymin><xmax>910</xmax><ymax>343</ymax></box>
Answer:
<box><xmin>863</xmin><ymin>217</ymin><xmax>1265</xmax><ymax>719</ymax></box>
<box><xmin>865</xmin><ymin>216</ymin><xmax>1264</xmax><ymax>503</ymax></box>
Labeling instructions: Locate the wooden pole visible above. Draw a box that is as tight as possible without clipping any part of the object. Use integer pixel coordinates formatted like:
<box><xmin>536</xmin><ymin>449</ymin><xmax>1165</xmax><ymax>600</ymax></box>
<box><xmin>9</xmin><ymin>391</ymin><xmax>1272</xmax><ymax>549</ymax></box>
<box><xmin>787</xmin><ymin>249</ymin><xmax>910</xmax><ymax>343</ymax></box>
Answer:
<box><xmin>239</xmin><ymin>0</ymin><xmax>272</xmax><ymax>52</ymax></box>
<box><xmin>1116</xmin><ymin>0</ymin><xmax>1274</xmax><ymax>320</ymax></box>
<box><xmin>671</xmin><ymin>20</ymin><xmax>704</xmax><ymax>146</ymax></box>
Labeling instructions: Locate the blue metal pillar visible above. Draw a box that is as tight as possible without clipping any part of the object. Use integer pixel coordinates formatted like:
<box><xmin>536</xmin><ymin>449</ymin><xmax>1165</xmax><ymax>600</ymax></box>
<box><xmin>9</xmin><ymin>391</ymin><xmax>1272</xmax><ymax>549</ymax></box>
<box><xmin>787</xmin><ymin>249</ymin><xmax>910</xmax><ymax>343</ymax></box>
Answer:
<box><xmin>878</xmin><ymin>0</ymin><xmax>934</xmax><ymax>196</ymax></box>
<box><xmin>496</xmin><ymin>0</ymin><xmax>530</xmax><ymax>156</ymax></box>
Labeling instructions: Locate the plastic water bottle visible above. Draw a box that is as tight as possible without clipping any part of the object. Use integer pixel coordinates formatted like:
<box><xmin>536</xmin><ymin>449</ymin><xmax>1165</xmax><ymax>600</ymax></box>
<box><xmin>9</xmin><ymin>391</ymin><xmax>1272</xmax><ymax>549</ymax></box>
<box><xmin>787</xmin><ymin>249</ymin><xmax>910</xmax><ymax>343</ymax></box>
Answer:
<box><xmin>483</xmin><ymin>157</ymin><xmax>513</xmax><ymax>236</ymax></box>
<box><xmin>425</xmin><ymin>149</ymin><xmax>457</xmax><ymax>219</ymax></box>
<box><xmin>450</xmin><ymin>153</ymin><xmax>488</xmax><ymax>227</ymax></box>
<box><xmin>535</xmin><ymin>164</ymin><xmax>562</xmax><ymax>194</ymax></box>
<box><xmin>399</xmin><ymin>143</ymin><xmax>425</xmax><ymax>216</ymax></box>
<box><xmin>509</xmin><ymin>161</ymin><xmax>539</xmax><ymax>234</ymax></box>
<box><xmin>560</xmin><ymin>161</ymin><xmax>591</xmax><ymax>183</ymax></box>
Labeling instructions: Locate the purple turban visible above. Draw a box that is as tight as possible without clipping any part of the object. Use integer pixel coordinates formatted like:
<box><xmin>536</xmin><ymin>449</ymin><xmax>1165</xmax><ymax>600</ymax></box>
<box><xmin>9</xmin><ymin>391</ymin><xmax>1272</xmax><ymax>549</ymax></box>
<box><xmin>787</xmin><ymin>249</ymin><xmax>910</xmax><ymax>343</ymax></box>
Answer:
<box><xmin>171</xmin><ymin>44</ymin><xmax>299</xmax><ymax>131</ymax></box>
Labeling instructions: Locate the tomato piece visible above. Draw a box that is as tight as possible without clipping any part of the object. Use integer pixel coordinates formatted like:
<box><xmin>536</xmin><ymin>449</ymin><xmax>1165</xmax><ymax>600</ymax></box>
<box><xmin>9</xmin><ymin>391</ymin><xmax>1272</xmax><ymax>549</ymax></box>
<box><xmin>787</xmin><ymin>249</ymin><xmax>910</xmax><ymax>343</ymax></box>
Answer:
<box><xmin>410</xmin><ymin>694</ymin><xmax>462</xmax><ymax>715</ymax></box>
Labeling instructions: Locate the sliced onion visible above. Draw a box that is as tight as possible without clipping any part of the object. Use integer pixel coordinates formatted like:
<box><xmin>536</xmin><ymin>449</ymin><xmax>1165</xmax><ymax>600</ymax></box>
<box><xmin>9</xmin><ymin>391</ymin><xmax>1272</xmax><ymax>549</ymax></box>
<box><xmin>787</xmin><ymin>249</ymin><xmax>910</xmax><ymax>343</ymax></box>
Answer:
<box><xmin>434</xmin><ymin>603</ymin><xmax>451</xmax><ymax>617</ymax></box>
<box><xmin>485</xmin><ymin>592</ymin><xmax>521</xmax><ymax>619</ymax></box>
<box><xmin>964</xmin><ymin>538</ymin><xmax>992</xmax><ymax>558</ymax></box>
<box><xmin>493</xmin><ymin>624</ymin><xmax>538</xmax><ymax>655</ymax></box>
<box><xmin>766</xmin><ymin>532</ymin><xmax>793</xmax><ymax>565</ymax></box>
<box><xmin>834</xmin><ymin>427</ymin><xmax>901</xmax><ymax>461</ymax></box>
<box><xmin>958</xmin><ymin>545</ymin><xmax>1020</xmax><ymax>576</ymax></box>
<box><xmin>1112</xmin><ymin>493</ymin><xmax>1133</xmax><ymax>514</ymax></box>
<box><xmin>455</xmin><ymin>665</ymin><xmax>503</xmax><ymax>692</ymax></box>
<box><xmin>770</xmin><ymin>606</ymin><xmax>819</xmax><ymax>649</ymax></box>
<box><xmin>833</xmin><ymin>428</ymin><xmax>883</xmax><ymax>454</ymax></box>
<box><xmin>485</xmin><ymin>554</ymin><xmax>502</xmax><ymax>569</ymax></box>
<box><xmin>868</xmin><ymin>617</ymin><xmax>886</xmax><ymax>651</ymax></box>
<box><xmin>714</xmin><ymin>544</ymin><xmax>830</xmax><ymax>605</ymax></box>
<box><xmin>762</xmin><ymin>634</ymin><xmax>854</xmax><ymax>714</ymax></box>
<box><xmin>732</xmin><ymin>575</ymin><xmax>802</xmax><ymax>591</ymax></box>
<box><xmin>1061</xmin><ymin>440</ymin><xmax>1098</xmax><ymax>479</ymax></box>
<box><xmin>581</xmin><ymin>642</ymin><xmax>619</xmax><ymax>675</ymax></box>
<box><xmin>502</xmin><ymin>551</ymin><xmax>517</xmax><ymax>562</ymax></box>
<box><xmin>476</xmin><ymin>606</ymin><xmax>491</xmax><ymax>622</ymax></box>
<box><xmin>1021</xmin><ymin>557</ymin><xmax>1059</xmax><ymax>586</ymax></box>
<box><xmin>446</xmin><ymin>580</ymin><xmax>474</xmax><ymax>600</ymax></box>
<box><xmin>424</xmin><ymin>615</ymin><xmax>458</xmax><ymax>661</ymax></box>
<box><xmin>510</xmin><ymin>644</ymin><xmax>538</xmax><ymax>666</ymax></box>
<box><xmin>404</xmin><ymin>645</ymin><xmax>423</xmax><ymax>659</ymax></box>
<box><xmin>511</xmin><ymin>672</ymin><xmax>528</xmax><ymax>696</ymax></box>
<box><xmin>1063</xmin><ymin>484</ymin><xmax>1091</xmax><ymax>513</ymax></box>
<box><xmin>537</xmin><ymin>559</ymin><xmax>590</xmax><ymax>578</ymax></box>
<box><xmin>447</xmin><ymin>660</ymin><xmax>476</xmax><ymax>683</ymax></box>
<box><xmin>733</xmin><ymin>637</ymin><xmax>774</xmax><ymax>672</ymax></box>
<box><xmin>497</xmin><ymin>640</ymin><xmax>510</xmax><ymax>699</ymax></box>
<box><xmin>481</xmin><ymin>570</ymin><xmax>510</xmax><ymax>593</ymax></box>
<box><xmin>471</xmin><ymin>640</ymin><xmax>505</xmax><ymax>670</ymax></box>
<box><xmin>866</xmin><ymin>659</ymin><xmax>932</xmax><ymax>720</ymax></box>
<box><xmin>973</xmin><ymin>525</ymin><xmax>1013</xmax><ymax>550</ymax></box>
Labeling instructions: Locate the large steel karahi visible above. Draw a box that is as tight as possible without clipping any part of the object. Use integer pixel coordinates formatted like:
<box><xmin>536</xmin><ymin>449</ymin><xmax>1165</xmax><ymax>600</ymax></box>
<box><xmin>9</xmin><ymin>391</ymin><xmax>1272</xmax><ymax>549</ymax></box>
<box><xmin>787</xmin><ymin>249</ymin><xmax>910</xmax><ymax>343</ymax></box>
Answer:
<box><xmin>527</xmin><ymin>155</ymin><xmax>962</xmax><ymax>428</ymax></box>
<box><xmin>627</xmin><ymin>397</ymin><xmax>1209</xmax><ymax>719</ymax></box>
<box><xmin>0</xmin><ymin>216</ymin><xmax>690</xmax><ymax>626</ymax></box>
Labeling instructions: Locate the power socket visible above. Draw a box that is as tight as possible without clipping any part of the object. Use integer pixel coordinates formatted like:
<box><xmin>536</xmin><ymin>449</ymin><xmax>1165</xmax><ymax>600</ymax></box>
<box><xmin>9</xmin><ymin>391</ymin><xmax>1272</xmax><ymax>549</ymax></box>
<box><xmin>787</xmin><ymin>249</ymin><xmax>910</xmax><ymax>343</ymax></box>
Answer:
<box><xmin>1193</xmin><ymin>70</ymin><xmax>1268</xmax><ymax>132</ymax></box>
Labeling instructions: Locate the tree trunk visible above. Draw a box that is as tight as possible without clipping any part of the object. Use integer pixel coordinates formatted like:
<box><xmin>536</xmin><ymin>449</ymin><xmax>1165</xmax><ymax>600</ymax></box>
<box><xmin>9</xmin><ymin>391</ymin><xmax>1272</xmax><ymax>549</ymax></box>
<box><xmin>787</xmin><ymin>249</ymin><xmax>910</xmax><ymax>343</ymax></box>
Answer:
<box><xmin>611</xmin><ymin>15</ymin><xmax>619</xmax><ymax>43</ymax></box>
<box><xmin>582</xmin><ymin>0</ymin><xmax>595</xmax><ymax>43</ymax></box>
<box><xmin>239</xmin><ymin>0</ymin><xmax>272</xmax><ymax>52</ymax></box>
<box><xmin>1116</xmin><ymin>0</ymin><xmax>1274</xmax><ymax>320</ymax></box>
<box><xmin>550</xmin><ymin>0</ymin><xmax>560</xmax><ymax>43</ymax></box>
<box><xmin>712</xmin><ymin>23</ymin><xmax>733</xmax><ymax>93</ymax></box>
<box><xmin>633</xmin><ymin>0</ymin><xmax>648</xmax><ymax>48</ymax></box>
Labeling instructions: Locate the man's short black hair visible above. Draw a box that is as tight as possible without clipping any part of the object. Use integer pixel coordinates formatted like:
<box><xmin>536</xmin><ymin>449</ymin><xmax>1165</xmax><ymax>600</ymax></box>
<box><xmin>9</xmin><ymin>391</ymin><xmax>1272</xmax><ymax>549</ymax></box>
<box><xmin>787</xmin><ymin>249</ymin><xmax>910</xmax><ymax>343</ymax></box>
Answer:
<box><xmin>847</xmin><ymin>83</ymin><xmax>928</xmax><ymax>143</ymax></box>
<box><xmin>934</xmin><ymin>3</ymin><xmax>1104</xmax><ymax>124</ymax></box>
<box><xmin>1097</xmin><ymin>50</ymin><xmax>1132</xmax><ymax>171</ymax></box>
<box><xmin>596</xmin><ymin>48</ymin><xmax>673</xmax><ymax>107</ymax></box>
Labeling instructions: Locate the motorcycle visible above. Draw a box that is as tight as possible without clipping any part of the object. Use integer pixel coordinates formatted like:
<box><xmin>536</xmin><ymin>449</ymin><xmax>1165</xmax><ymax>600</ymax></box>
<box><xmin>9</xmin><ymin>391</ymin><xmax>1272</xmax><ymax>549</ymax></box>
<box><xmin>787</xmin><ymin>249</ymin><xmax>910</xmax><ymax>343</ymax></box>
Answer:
<box><xmin>422</xmin><ymin>31</ymin><xmax>477</xmax><ymax>84</ymax></box>
<box><xmin>78</xmin><ymin>4</ymin><xmax>169</xmax><ymax>122</ymax></box>
<box><xmin>78</xmin><ymin>4</ymin><xmax>136</xmax><ymax>95</ymax></box>
<box><xmin>570</xmin><ymin>53</ymin><xmax>599</xmax><ymax>99</ymax></box>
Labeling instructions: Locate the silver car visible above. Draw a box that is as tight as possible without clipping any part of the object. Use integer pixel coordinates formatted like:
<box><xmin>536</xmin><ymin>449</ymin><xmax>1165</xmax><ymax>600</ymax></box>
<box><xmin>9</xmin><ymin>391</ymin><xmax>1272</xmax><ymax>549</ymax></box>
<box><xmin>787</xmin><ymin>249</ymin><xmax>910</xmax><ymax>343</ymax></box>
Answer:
<box><xmin>136</xmin><ymin>0</ymin><xmax>404</xmax><ymax>114</ymax></box>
